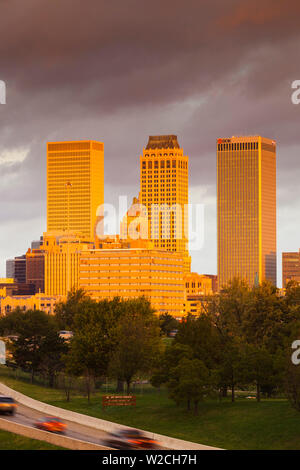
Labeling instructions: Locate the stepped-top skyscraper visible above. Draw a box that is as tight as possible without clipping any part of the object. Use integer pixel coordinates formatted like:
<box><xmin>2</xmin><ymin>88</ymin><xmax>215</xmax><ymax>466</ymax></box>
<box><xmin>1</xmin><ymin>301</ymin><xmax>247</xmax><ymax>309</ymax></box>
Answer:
<box><xmin>140</xmin><ymin>135</ymin><xmax>190</xmax><ymax>271</ymax></box>
<box><xmin>217</xmin><ymin>136</ymin><xmax>277</xmax><ymax>288</ymax></box>
<box><xmin>47</xmin><ymin>140</ymin><xmax>104</xmax><ymax>240</ymax></box>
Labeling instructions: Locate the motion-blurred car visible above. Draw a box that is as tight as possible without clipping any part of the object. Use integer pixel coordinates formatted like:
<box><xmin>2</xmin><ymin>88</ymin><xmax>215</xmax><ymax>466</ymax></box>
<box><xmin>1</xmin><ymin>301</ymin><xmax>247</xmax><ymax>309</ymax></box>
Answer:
<box><xmin>34</xmin><ymin>417</ymin><xmax>67</xmax><ymax>433</ymax></box>
<box><xmin>0</xmin><ymin>395</ymin><xmax>17</xmax><ymax>415</ymax></box>
<box><xmin>103</xmin><ymin>428</ymin><xmax>160</xmax><ymax>450</ymax></box>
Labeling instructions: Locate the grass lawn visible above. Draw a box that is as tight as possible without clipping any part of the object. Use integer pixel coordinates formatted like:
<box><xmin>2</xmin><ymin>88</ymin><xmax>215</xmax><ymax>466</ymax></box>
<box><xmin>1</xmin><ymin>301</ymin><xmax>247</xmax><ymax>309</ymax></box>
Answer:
<box><xmin>1</xmin><ymin>366</ymin><xmax>300</xmax><ymax>450</ymax></box>
<box><xmin>0</xmin><ymin>429</ymin><xmax>64</xmax><ymax>450</ymax></box>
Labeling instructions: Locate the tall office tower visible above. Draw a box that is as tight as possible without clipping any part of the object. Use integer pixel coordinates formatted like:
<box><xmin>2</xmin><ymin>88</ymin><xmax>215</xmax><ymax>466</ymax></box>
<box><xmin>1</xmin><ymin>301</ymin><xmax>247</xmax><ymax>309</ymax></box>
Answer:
<box><xmin>282</xmin><ymin>250</ymin><xmax>300</xmax><ymax>287</ymax></box>
<box><xmin>6</xmin><ymin>259</ymin><xmax>15</xmax><ymax>279</ymax></box>
<box><xmin>217</xmin><ymin>136</ymin><xmax>277</xmax><ymax>288</ymax></box>
<box><xmin>47</xmin><ymin>140</ymin><xmax>104</xmax><ymax>241</ymax></box>
<box><xmin>14</xmin><ymin>255</ymin><xmax>27</xmax><ymax>284</ymax></box>
<box><xmin>140</xmin><ymin>135</ymin><xmax>190</xmax><ymax>271</ymax></box>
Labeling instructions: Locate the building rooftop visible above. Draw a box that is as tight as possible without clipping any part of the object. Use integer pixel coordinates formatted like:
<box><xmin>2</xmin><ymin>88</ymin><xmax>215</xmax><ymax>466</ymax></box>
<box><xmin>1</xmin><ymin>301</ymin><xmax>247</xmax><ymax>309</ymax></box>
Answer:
<box><xmin>146</xmin><ymin>135</ymin><xmax>180</xmax><ymax>150</ymax></box>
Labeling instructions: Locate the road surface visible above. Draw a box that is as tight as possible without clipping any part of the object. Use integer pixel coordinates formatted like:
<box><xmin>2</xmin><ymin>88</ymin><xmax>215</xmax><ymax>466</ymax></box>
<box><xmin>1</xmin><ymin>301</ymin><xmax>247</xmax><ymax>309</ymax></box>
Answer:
<box><xmin>1</xmin><ymin>402</ymin><xmax>112</xmax><ymax>446</ymax></box>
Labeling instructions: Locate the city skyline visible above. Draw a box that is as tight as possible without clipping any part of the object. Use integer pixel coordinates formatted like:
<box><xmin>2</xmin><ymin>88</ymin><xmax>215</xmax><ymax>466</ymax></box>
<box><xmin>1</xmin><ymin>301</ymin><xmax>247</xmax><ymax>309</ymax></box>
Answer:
<box><xmin>1</xmin><ymin>1</ymin><xmax>300</xmax><ymax>286</ymax></box>
<box><xmin>0</xmin><ymin>130</ymin><xmax>295</xmax><ymax>288</ymax></box>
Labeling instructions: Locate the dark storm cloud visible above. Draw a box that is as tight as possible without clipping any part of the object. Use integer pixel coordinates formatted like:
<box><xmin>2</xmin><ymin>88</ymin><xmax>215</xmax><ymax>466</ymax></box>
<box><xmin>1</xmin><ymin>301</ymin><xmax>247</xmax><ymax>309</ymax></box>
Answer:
<box><xmin>0</xmin><ymin>0</ymin><xmax>300</xmax><ymax>282</ymax></box>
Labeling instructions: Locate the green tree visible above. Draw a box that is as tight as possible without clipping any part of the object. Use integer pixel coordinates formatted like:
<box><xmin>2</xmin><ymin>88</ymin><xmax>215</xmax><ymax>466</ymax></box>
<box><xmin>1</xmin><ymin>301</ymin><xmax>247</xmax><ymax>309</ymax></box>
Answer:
<box><xmin>0</xmin><ymin>309</ymin><xmax>66</xmax><ymax>384</ymax></box>
<box><xmin>285</xmin><ymin>359</ymin><xmax>300</xmax><ymax>411</ymax></box>
<box><xmin>55</xmin><ymin>288</ymin><xmax>93</xmax><ymax>330</ymax></box>
<box><xmin>108</xmin><ymin>298</ymin><xmax>161</xmax><ymax>393</ymax></box>
<box><xmin>243</xmin><ymin>281</ymin><xmax>284</xmax><ymax>352</ymax></box>
<box><xmin>240</xmin><ymin>345</ymin><xmax>276</xmax><ymax>402</ymax></box>
<box><xmin>168</xmin><ymin>357</ymin><xmax>211</xmax><ymax>414</ymax></box>
<box><xmin>151</xmin><ymin>343</ymin><xmax>193</xmax><ymax>389</ymax></box>
<box><xmin>65</xmin><ymin>297</ymin><xmax>123</xmax><ymax>401</ymax></box>
<box><xmin>174</xmin><ymin>314</ymin><xmax>221</xmax><ymax>370</ymax></box>
<box><xmin>159</xmin><ymin>313</ymin><xmax>179</xmax><ymax>336</ymax></box>
<box><xmin>216</xmin><ymin>338</ymin><xmax>245</xmax><ymax>402</ymax></box>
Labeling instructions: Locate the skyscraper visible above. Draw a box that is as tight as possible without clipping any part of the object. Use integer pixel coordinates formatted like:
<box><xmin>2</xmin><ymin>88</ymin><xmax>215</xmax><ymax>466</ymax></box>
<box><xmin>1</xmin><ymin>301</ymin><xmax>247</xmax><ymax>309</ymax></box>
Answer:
<box><xmin>6</xmin><ymin>259</ymin><xmax>15</xmax><ymax>279</ymax></box>
<box><xmin>47</xmin><ymin>140</ymin><xmax>104</xmax><ymax>240</ymax></box>
<box><xmin>282</xmin><ymin>250</ymin><xmax>300</xmax><ymax>287</ymax></box>
<box><xmin>140</xmin><ymin>135</ymin><xmax>190</xmax><ymax>270</ymax></box>
<box><xmin>217</xmin><ymin>136</ymin><xmax>277</xmax><ymax>288</ymax></box>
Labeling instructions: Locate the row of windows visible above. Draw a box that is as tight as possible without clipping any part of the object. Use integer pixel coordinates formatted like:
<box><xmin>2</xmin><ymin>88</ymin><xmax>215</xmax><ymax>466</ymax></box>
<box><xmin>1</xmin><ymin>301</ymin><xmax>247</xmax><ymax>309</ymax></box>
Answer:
<box><xmin>142</xmin><ymin>160</ymin><xmax>188</xmax><ymax>170</ymax></box>
<box><xmin>218</xmin><ymin>142</ymin><xmax>259</xmax><ymax>151</ymax></box>
<box><xmin>48</xmin><ymin>142</ymin><xmax>91</xmax><ymax>151</ymax></box>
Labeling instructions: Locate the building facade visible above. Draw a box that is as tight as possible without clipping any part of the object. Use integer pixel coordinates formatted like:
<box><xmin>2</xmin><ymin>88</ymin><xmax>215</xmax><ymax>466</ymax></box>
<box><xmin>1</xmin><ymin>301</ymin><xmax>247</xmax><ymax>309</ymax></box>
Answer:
<box><xmin>184</xmin><ymin>272</ymin><xmax>213</xmax><ymax>297</ymax></box>
<box><xmin>6</xmin><ymin>260</ymin><xmax>15</xmax><ymax>280</ymax></box>
<box><xmin>47</xmin><ymin>140</ymin><xmax>104</xmax><ymax>240</ymax></box>
<box><xmin>282</xmin><ymin>250</ymin><xmax>300</xmax><ymax>287</ymax></box>
<box><xmin>0</xmin><ymin>280</ymin><xmax>35</xmax><ymax>297</ymax></box>
<box><xmin>79</xmin><ymin>248</ymin><xmax>185</xmax><ymax>318</ymax></box>
<box><xmin>14</xmin><ymin>255</ymin><xmax>27</xmax><ymax>284</ymax></box>
<box><xmin>140</xmin><ymin>135</ymin><xmax>190</xmax><ymax>271</ymax></box>
<box><xmin>43</xmin><ymin>232</ymin><xmax>94</xmax><ymax>296</ymax></box>
<box><xmin>26</xmin><ymin>249</ymin><xmax>45</xmax><ymax>293</ymax></box>
<box><xmin>217</xmin><ymin>136</ymin><xmax>277</xmax><ymax>288</ymax></box>
<box><xmin>119</xmin><ymin>195</ymin><xmax>148</xmax><ymax>242</ymax></box>
<box><xmin>0</xmin><ymin>293</ymin><xmax>61</xmax><ymax>316</ymax></box>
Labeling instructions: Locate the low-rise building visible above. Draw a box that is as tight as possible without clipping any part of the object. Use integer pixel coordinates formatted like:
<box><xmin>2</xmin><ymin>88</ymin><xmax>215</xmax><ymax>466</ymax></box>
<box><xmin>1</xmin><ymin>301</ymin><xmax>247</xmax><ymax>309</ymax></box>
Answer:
<box><xmin>182</xmin><ymin>273</ymin><xmax>216</xmax><ymax>317</ymax></box>
<box><xmin>0</xmin><ymin>293</ymin><xmax>62</xmax><ymax>316</ymax></box>
<box><xmin>184</xmin><ymin>272</ymin><xmax>214</xmax><ymax>297</ymax></box>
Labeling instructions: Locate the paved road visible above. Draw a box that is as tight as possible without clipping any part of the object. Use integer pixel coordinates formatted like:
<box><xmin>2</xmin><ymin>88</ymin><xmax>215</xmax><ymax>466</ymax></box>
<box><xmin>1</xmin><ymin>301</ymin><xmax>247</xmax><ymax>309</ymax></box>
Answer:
<box><xmin>1</xmin><ymin>402</ymin><xmax>112</xmax><ymax>446</ymax></box>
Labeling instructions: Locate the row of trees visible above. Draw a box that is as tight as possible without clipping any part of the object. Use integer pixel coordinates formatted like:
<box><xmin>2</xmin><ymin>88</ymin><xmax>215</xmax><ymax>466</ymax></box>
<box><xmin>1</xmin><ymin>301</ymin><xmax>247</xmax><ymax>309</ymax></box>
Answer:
<box><xmin>151</xmin><ymin>280</ymin><xmax>300</xmax><ymax>413</ymax></box>
<box><xmin>0</xmin><ymin>291</ymin><xmax>164</xmax><ymax>399</ymax></box>
<box><xmin>1</xmin><ymin>280</ymin><xmax>300</xmax><ymax>412</ymax></box>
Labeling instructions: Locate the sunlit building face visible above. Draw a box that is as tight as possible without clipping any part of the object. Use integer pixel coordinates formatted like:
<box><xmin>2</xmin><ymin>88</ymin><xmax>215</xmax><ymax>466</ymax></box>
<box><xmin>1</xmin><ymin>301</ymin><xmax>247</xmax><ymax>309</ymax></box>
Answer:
<box><xmin>47</xmin><ymin>140</ymin><xmax>104</xmax><ymax>241</ymax></box>
<box><xmin>282</xmin><ymin>250</ymin><xmax>300</xmax><ymax>287</ymax></box>
<box><xmin>217</xmin><ymin>136</ymin><xmax>277</xmax><ymax>288</ymax></box>
<box><xmin>140</xmin><ymin>135</ymin><xmax>190</xmax><ymax>271</ymax></box>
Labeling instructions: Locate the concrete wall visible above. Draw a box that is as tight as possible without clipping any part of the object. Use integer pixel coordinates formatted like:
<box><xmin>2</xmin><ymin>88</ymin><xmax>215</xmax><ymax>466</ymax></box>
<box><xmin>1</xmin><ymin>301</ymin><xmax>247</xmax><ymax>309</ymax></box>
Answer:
<box><xmin>0</xmin><ymin>382</ymin><xmax>222</xmax><ymax>450</ymax></box>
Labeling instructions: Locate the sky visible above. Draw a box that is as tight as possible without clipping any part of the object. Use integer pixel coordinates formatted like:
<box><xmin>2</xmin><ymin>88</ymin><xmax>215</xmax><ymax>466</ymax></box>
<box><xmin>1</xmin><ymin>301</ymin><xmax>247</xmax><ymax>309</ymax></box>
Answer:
<box><xmin>0</xmin><ymin>0</ymin><xmax>300</xmax><ymax>286</ymax></box>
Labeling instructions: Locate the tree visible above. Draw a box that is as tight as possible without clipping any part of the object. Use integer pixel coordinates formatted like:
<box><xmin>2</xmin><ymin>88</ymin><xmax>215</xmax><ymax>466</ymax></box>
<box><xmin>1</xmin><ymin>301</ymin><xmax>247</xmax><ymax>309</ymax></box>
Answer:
<box><xmin>243</xmin><ymin>281</ymin><xmax>284</xmax><ymax>352</ymax></box>
<box><xmin>108</xmin><ymin>298</ymin><xmax>162</xmax><ymax>393</ymax></box>
<box><xmin>216</xmin><ymin>337</ymin><xmax>245</xmax><ymax>402</ymax></box>
<box><xmin>64</xmin><ymin>297</ymin><xmax>123</xmax><ymax>401</ymax></box>
<box><xmin>285</xmin><ymin>359</ymin><xmax>300</xmax><ymax>411</ymax></box>
<box><xmin>159</xmin><ymin>313</ymin><xmax>179</xmax><ymax>336</ymax></box>
<box><xmin>151</xmin><ymin>343</ymin><xmax>193</xmax><ymax>389</ymax></box>
<box><xmin>0</xmin><ymin>309</ymin><xmax>66</xmax><ymax>383</ymax></box>
<box><xmin>240</xmin><ymin>345</ymin><xmax>275</xmax><ymax>402</ymax></box>
<box><xmin>55</xmin><ymin>288</ymin><xmax>93</xmax><ymax>330</ymax></box>
<box><xmin>39</xmin><ymin>329</ymin><xmax>68</xmax><ymax>386</ymax></box>
<box><xmin>168</xmin><ymin>357</ymin><xmax>211</xmax><ymax>414</ymax></box>
<box><xmin>174</xmin><ymin>314</ymin><xmax>221</xmax><ymax>370</ymax></box>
